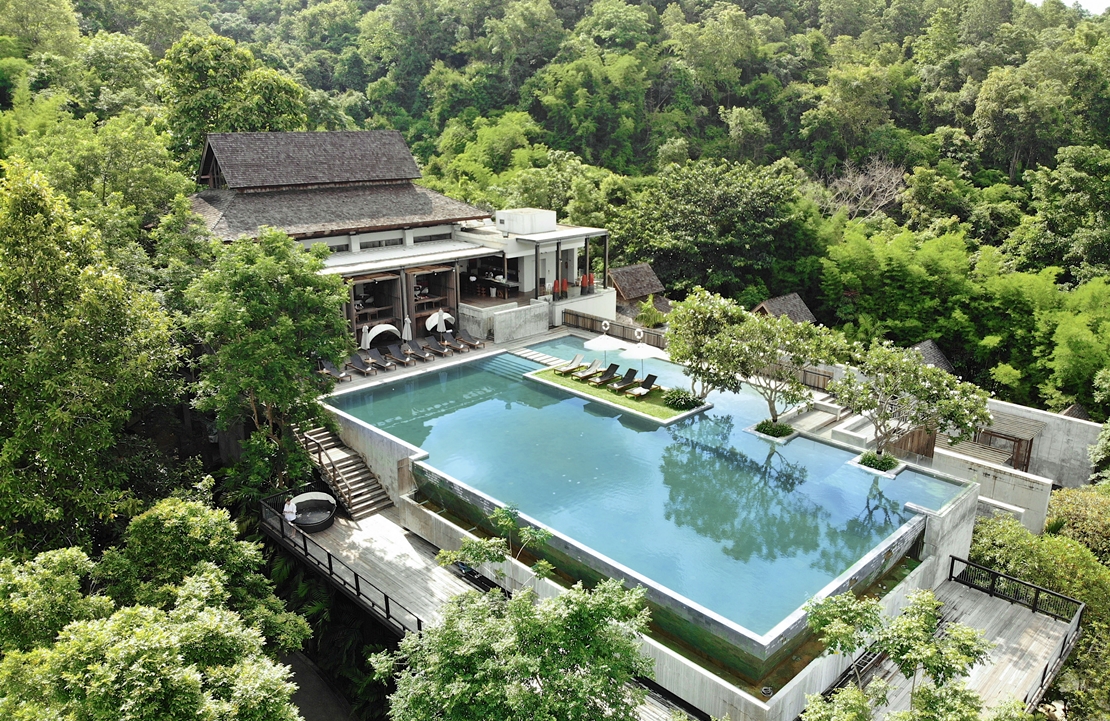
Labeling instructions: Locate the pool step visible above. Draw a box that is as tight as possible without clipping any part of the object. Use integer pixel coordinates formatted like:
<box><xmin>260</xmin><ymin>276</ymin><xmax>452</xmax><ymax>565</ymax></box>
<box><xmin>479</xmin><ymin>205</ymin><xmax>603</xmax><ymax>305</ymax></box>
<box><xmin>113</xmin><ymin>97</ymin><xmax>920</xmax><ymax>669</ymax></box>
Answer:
<box><xmin>292</xmin><ymin>425</ymin><xmax>393</xmax><ymax>520</ymax></box>
<box><xmin>508</xmin><ymin>348</ymin><xmax>566</xmax><ymax>367</ymax></box>
<box><xmin>481</xmin><ymin>353</ymin><xmax>544</xmax><ymax>381</ymax></box>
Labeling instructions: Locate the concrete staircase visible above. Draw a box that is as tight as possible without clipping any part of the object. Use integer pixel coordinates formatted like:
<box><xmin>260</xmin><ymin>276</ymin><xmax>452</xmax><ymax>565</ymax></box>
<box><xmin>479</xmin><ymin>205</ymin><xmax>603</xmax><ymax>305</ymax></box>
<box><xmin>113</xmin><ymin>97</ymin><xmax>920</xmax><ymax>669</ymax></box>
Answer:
<box><xmin>293</xmin><ymin>426</ymin><xmax>393</xmax><ymax>520</ymax></box>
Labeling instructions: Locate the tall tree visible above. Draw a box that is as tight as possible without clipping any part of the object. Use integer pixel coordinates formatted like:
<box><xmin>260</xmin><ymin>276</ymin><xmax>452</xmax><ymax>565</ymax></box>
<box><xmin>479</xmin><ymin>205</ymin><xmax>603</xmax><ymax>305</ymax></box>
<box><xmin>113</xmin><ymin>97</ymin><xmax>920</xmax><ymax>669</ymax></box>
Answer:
<box><xmin>185</xmin><ymin>230</ymin><xmax>351</xmax><ymax>493</ymax></box>
<box><xmin>159</xmin><ymin>34</ymin><xmax>308</xmax><ymax>167</ymax></box>
<box><xmin>0</xmin><ymin>162</ymin><xmax>178</xmax><ymax>554</ymax></box>
<box><xmin>827</xmin><ymin>341</ymin><xmax>991</xmax><ymax>456</ymax></box>
<box><xmin>371</xmin><ymin>580</ymin><xmax>652</xmax><ymax>721</ymax></box>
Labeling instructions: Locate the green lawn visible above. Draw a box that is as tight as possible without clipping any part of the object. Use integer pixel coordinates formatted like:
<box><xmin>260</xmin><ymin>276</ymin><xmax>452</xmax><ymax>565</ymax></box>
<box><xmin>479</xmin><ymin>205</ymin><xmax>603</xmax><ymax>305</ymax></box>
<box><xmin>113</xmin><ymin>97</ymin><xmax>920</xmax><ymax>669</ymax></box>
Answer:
<box><xmin>531</xmin><ymin>368</ymin><xmax>684</xmax><ymax>421</ymax></box>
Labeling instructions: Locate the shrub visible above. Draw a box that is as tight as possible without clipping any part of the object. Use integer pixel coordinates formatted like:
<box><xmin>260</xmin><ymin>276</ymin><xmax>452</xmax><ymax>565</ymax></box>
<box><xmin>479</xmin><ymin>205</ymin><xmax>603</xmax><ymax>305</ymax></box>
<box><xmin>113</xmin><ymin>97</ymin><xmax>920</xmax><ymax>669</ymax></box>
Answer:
<box><xmin>858</xmin><ymin>451</ymin><xmax>899</xmax><ymax>471</ymax></box>
<box><xmin>754</xmin><ymin>419</ymin><xmax>794</xmax><ymax>438</ymax></box>
<box><xmin>635</xmin><ymin>294</ymin><xmax>666</xmax><ymax>328</ymax></box>
<box><xmin>1047</xmin><ymin>485</ymin><xmax>1110</xmax><ymax>566</ymax></box>
<box><xmin>662</xmin><ymin>388</ymin><xmax>700</xmax><ymax>410</ymax></box>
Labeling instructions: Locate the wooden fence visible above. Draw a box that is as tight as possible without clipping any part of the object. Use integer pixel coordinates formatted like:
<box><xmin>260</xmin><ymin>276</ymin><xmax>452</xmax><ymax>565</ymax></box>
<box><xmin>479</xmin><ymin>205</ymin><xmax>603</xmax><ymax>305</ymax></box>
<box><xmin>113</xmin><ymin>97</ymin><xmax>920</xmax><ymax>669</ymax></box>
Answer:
<box><xmin>562</xmin><ymin>309</ymin><xmax>666</xmax><ymax>349</ymax></box>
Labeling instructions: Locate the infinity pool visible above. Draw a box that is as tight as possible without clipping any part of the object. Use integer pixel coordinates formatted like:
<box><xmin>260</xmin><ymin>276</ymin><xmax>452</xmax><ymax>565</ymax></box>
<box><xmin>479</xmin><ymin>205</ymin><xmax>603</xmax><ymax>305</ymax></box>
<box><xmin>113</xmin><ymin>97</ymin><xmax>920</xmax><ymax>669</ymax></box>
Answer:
<box><xmin>329</xmin><ymin>339</ymin><xmax>963</xmax><ymax>635</ymax></box>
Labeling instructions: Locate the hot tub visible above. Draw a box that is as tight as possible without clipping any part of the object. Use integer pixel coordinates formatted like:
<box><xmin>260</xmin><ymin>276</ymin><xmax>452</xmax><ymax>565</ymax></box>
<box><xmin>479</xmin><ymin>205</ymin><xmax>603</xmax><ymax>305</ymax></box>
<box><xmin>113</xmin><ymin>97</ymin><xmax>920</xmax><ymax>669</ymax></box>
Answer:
<box><xmin>292</xmin><ymin>491</ymin><xmax>337</xmax><ymax>533</ymax></box>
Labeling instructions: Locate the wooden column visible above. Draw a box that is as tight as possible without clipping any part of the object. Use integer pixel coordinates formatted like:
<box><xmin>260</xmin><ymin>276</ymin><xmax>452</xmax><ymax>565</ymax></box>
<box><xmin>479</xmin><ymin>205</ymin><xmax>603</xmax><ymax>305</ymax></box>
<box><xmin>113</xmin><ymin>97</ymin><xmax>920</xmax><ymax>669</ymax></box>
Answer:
<box><xmin>584</xmin><ymin>237</ymin><xmax>590</xmax><ymax>284</ymax></box>
<box><xmin>502</xmin><ymin>251</ymin><xmax>508</xmax><ymax>284</ymax></box>
<box><xmin>555</xmin><ymin>241</ymin><xmax>561</xmax><ymax>296</ymax></box>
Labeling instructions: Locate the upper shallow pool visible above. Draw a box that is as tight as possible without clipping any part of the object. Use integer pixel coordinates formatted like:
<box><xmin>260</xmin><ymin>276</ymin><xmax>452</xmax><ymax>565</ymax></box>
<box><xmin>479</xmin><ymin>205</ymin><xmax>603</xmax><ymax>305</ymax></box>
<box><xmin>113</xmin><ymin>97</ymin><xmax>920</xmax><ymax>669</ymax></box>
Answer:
<box><xmin>329</xmin><ymin>338</ymin><xmax>964</xmax><ymax>634</ymax></box>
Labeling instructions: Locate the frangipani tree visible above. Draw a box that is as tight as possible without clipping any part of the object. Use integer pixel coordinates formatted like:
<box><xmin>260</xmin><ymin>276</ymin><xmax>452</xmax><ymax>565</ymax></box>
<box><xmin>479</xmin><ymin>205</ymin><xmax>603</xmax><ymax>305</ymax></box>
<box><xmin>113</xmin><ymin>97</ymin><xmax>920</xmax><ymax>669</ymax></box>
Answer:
<box><xmin>712</xmin><ymin>311</ymin><xmax>845</xmax><ymax>423</ymax></box>
<box><xmin>827</xmin><ymin>341</ymin><xmax>991</xmax><ymax>456</ymax></box>
<box><xmin>665</xmin><ymin>287</ymin><xmax>747</xmax><ymax>399</ymax></box>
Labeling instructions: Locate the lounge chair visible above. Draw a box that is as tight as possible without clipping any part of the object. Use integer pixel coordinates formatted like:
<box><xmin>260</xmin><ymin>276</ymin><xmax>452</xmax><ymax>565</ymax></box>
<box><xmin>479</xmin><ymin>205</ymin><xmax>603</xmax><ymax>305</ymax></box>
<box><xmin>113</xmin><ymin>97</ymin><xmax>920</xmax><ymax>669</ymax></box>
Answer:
<box><xmin>440</xmin><ymin>332</ymin><xmax>468</xmax><ymax>353</ymax></box>
<box><xmin>444</xmin><ymin>330</ymin><xmax>480</xmax><ymax>351</ymax></box>
<box><xmin>386</xmin><ymin>344</ymin><xmax>416</xmax><ymax>366</ymax></box>
<box><xmin>570</xmin><ymin>359</ymin><xmax>602</xmax><ymax>380</ymax></box>
<box><xmin>319</xmin><ymin>359</ymin><xmax>352</xmax><ymax>382</ymax></box>
<box><xmin>366</xmin><ymin>348</ymin><xmax>396</xmax><ymax>371</ymax></box>
<box><xmin>589</xmin><ymin>365</ymin><xmax>622</xmax><ymax>386</ymax></box>
<box><xmin>402</xmin><ymin>341</ymin><xmax>435</xmax><ymax>362</ymax></box>
<box><xmin>456</xmin><ymin>328</ymin><xmax>486</xmax><ymax>348</ymax></box>
<box><xmin>418</xmin><ymin>336</ymin><xmax>453</xmax><ymax>356</ymax></box>
<box><xmin>347</xmin><ymin>353</ymin><xmax>377</xmax><ymax>376</ymax></box>
<box><xmin>607</xmin><ymin>369</ymin><xmax>640</xmax><ymax>392</ymax></box>
<box><xmin>624</xmin><ymin>375</ymin><xmax>660</xmax><ymax>399</ymax></box>
<box><xmin>553</xmin><ymin>354</ymin><xmax>586</xmax><ymax>375</ymax></box>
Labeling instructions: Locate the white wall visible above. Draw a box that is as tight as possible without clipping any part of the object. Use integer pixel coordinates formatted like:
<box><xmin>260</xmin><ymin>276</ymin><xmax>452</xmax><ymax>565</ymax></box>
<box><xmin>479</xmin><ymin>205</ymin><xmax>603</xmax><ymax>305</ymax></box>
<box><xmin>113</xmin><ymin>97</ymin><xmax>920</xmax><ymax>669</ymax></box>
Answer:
<box><xmin>551</xmin><ymin>287</ymin><xmax>617</xmax><ymax>325</ymax></box>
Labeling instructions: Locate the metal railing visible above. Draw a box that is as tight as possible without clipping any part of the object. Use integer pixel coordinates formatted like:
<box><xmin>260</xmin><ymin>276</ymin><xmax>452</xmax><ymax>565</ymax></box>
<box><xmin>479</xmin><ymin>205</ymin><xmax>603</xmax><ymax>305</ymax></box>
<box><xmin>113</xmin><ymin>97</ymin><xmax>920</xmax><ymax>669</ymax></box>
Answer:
<box><xmin>260</xmin><ymin>489</ymin><xmax>423</xmax><ymax>636</ymax></box>
<box><xmin>563</xmin><ymin>310</ymin><xmax>666</xmax><ymax>349</ymax></box>
<box><xmin>949</xmin><ymin>556</ymin><xmax>1085</xmax><ymax>622</ymax></box>
<box><xmin>298</xmin><ymin>429</ymin><xmax>355</xmax><ymax>514</ymax></box>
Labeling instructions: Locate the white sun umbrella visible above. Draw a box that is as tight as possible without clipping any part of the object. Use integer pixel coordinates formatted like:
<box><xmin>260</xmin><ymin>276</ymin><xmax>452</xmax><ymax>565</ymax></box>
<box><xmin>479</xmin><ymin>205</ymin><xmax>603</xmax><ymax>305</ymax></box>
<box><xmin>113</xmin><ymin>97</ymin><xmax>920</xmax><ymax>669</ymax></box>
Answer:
<box><xmin>583</xmin><ymin>323</ymin><xmax>624</xmax><ymax>365</ymax></box>
<box><xmin>621</xmin><ymin>341</ymin><xmax>657</xmax><ymax>376</ymax></box>
<box><xmin>402</xmin><ymin>316</ymin><xmax>413</xmax><ymax>342</ymax></box>
<box><xmin>425</xmin><ymin>311</ymin><xmax>455</xmax><ymax>332</ymax></box>
<box><xmin>436</xmin><ymin>307</ymin><xmax>447</xmax><ymax>335</ymax></box>
<box><xmin>360</xmin><ymin>325</ymin><xmax>372</xmax><ymax>350</ymax></box>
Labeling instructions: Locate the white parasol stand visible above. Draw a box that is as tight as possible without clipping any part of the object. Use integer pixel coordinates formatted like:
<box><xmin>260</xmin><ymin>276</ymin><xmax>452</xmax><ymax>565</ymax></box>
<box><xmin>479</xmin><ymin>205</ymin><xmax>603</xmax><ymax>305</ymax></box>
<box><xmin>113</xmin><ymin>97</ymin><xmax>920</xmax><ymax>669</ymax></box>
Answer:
<box><xmin>583</xmin><ymin>320</ymin><xmax>623</xmax><ymax>364</ymax></box>
<box><xmin>360</xmin><ymin>325</ymin><xmax>372</xmax><ymax>350</ymax></box>
<box><xmin>436</xmin><ymin>308</ymin><xmax>447</xmax><ymax>335</ymax></box>
<box><xmin>402</xmin><ymin>317</ymin><xmax>413</xmax><ymax>342</ymax></box>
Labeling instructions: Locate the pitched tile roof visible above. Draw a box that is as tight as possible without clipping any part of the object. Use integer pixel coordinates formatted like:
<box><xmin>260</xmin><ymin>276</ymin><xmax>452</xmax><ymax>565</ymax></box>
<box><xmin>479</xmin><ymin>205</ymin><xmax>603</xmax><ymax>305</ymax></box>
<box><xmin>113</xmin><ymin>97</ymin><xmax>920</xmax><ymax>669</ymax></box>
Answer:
<box><xmin>201</xmin><ymin>131</ymin><xmax>422</xmax><ymax>190</ymax></box>
<box><xmin>752</xmin><ymin>293</ymin><xmax>817</xmax><ymax>323</ymax></box>
<box><xmin>1060</xmin><ymin>403</ymin><xmax>1091</xmax><ymax>421</ymax></box>
<box><xmin>608</xmin><ymin>263</ymin><xmax>664</xmax><ymax>300</ymax></box>
<box><xmin>910</xmin><ymin>339</ymin><xmax>955</xmax><ymax>374</ymax></box>
<box><xmin>191</xmin><ymin>184</ymin><xmax>489</xmax><ymax>241</ymax></box>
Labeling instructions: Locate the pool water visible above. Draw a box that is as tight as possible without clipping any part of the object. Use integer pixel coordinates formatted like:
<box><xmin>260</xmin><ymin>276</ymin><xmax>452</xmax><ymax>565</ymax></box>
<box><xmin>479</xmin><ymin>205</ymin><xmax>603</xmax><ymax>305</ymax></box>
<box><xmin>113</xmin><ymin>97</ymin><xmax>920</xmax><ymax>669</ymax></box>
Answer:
<box><xmin>329</xmin><ymin>340</ymin><xmax>963</xmax><ymax>634</ymax></box>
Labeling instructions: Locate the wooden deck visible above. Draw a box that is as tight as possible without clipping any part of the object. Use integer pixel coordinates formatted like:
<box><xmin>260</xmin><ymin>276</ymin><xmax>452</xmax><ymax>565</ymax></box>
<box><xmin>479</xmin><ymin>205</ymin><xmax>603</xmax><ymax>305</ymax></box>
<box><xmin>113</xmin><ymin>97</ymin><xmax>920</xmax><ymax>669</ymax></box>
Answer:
<box><xmin>308</xmin><ymin>507</ymin><xmax>473</xmax><ymax>627</ymax></box>
<box><xmin>292</xmin><ymin>507</ymin><xmax>697</xmax><ymax>720</ymax></box>
<box><xmin>869</xmin><ymin>580</ymin><xmax>1073</xmax><ymax>713</ymax></box>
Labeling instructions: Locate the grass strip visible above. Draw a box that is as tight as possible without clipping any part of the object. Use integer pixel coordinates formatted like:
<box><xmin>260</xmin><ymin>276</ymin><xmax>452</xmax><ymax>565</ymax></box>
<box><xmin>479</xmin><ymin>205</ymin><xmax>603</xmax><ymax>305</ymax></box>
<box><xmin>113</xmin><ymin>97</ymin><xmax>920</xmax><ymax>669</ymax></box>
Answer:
<box><xmin>532</xmin><ymin>368</ymin><xmax>680</xmax><ymax>421</ymax></box>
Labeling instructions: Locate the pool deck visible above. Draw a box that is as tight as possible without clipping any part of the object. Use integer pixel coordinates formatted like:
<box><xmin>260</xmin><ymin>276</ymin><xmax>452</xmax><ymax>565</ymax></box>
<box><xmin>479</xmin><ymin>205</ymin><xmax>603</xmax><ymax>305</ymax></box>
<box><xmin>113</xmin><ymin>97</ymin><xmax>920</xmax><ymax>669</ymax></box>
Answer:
<box><xmin>286</xmin><ymin>506</ymin><xmax>697</xmax><ymax>720</ymax></box>
<box><xmin>862</xmin><ymin>580</ymin><xmax>1074</xmax><ymax>713</ymax></box>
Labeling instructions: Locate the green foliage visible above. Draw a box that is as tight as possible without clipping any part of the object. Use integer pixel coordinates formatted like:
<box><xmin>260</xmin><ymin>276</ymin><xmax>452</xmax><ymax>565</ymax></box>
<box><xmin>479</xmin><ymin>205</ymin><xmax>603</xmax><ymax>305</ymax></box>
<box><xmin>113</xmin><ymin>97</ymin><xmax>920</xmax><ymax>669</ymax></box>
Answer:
<box><xmin>858</xmin><ymin>451</ymin><xmax>899</xmax><ymax>471</ymax></box>
<box><xmin>635</xmin><ymin>294</ymin><xmax>666</xmax><ymax>327</ymax></box>
<box><xmin>613</xmin><ymin>159</ymin><xmax>822</xmax><ymax>301</ymax></box>
<box><xmin>664</xmin><ymin>288</ymin><xmax>748</xmax><ymax>398</ymax></box>
<box><xmin>0</xmin><ymin>548</ymin><xmax>113</xmax><ymax>652</ymax></box>
<box><xmin>0</xmin><ymin>162</ymin><xmax>179</xmax><ymax>553</ymax></box>
<box><xmin>805</xmin><ymin>591</ymin><xmax>883</xmax><ymax>688</ymax></box>
<box><xmin>970</xmin><ymin>515</ymin><xmax>1110</xmax><ymax>718</ymax></box>
<box><xmin>1046</xmin><ymin>485</ymin><xmax>1110</xmax><ymax>566</ymax></box>
<box><xmin>436</xmin><ymin>536</ymin><xmax>510</xmax><ymax>576</ymax></box>
<box><xmin>0</xmin><ymin>499</ymin><xmax>307</xmax><ymax>720</ymax></box>
<box><xmin>662</xmin><ymin>388</ymin><xmax>701</xmax><ymax>410</ymax></box>
<box><xmin>803</xmin><ymin>682</ymin><xmax>889</xmax><ymax>721</ymax></box>
<box><xmin>185</xmin><ymin>229</ymin><xmax>351</xmax><ymax>442</ymax></box>
<box><xmin>0</xmin><ymin>0</ymin><xmax>80</xmax><ymax>55</ymax></box>
<box><xmin>371</xmin><ymin>580</ymin><xmax>653</xmax><ymax>721</ymax></box>
<box><xmin>755</xmin><ymin>419</ymin><xmax>796</xmax><ymax>438</ymax></box>
<box><xmin>159</xmin><ymin>34</ymin><xmax>307</xmax><ymax>167</ymax></box>
<box><xmin>828</xmin><ymin>341</ymin><xmax>991</xmax><ymax>455</ymax></box>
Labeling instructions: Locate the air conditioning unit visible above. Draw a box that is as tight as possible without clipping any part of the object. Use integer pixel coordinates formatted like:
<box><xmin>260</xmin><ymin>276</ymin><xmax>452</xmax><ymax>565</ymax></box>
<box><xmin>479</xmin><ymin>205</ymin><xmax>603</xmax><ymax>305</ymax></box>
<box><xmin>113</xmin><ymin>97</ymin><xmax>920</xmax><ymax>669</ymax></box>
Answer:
<box><xmin>494</xmin><ymin>208</ymin><xmax>557</xmax><ymax>235</ymax></box>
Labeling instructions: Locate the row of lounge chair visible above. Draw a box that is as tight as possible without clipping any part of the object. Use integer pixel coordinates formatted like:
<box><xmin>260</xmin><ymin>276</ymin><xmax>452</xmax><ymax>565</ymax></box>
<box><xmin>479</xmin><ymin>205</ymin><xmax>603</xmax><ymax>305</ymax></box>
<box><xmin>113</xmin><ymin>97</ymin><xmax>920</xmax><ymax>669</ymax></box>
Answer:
<box><xmin>552</xmin><ymin>355</ymin><xmax>660</xmax><ymax>398</ymax></box>
<box><xmin>318</xmin><ymin>329</ymin><xmax>487</xmax><ymax>381</ymax></box>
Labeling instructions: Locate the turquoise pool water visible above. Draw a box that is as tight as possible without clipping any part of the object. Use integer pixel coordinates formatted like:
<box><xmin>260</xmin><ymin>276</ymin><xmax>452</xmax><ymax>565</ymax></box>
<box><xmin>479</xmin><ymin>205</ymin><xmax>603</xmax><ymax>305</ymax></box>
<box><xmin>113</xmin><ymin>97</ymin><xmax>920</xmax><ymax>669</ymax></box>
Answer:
<box><xmin>329</xmin><ymin>340</ymin><xmax>963</xmax><ymax>634</ymax></box>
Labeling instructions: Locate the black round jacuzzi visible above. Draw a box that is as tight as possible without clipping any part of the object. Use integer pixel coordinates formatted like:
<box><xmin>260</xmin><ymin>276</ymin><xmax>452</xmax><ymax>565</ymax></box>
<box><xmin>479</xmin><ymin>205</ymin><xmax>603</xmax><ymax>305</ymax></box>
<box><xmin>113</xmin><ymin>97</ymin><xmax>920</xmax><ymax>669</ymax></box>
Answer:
<box><xmin>292</xmin><ymin>491</ymin><xmax>338</xmax><ymax>533</ymax></box>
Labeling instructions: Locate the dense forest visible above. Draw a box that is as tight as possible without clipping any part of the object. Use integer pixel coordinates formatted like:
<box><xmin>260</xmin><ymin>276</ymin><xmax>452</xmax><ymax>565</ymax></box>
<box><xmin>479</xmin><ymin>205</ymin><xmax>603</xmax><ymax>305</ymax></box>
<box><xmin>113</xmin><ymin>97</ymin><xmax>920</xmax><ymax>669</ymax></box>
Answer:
<box><xmin>2</xmin><ymin>0</ymin><xmax>1109</xmax><ymax>419</ymax></box>
<box><xmin>2</xmin><ymin>0</ymin><xmax>1110</xmax><ymax>717</ymax></box>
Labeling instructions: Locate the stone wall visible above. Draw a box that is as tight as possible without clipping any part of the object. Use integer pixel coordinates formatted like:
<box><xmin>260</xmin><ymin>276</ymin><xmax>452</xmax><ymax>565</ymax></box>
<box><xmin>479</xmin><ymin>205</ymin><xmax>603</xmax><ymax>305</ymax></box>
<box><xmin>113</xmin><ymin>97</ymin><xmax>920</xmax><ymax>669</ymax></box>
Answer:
<box><xmin>986</xmin><ymin>399</ymin><xmax>1101</xmax><ymax>487</ymax></box>
<box><xmin>930</xmin><ymin>447</ymin><xmax>1050</xmax><ymax>532</ymax></box>
<box><xmin>492</xmin><ymin>300</ymin><xmax>550</xmax><ymax>343</ymax></box>
<box><xmin>322</xmin><ymin>403</ymin><xmax>426</xmax><ymax>500</ymax></box>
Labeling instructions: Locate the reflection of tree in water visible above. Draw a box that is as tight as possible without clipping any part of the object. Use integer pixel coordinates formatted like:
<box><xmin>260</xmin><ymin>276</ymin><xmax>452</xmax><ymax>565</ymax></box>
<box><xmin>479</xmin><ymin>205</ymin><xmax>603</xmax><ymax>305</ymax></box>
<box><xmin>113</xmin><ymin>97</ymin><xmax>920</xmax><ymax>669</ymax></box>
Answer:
<box><xmin>813</xmin><ymin>476</ymin><xmax>908</xmax><ymax>577</ymax></box>
<box><xmin>661</xmin><ymin>415</ymin><xmax>825</xmax><ymax>563</ymax></box>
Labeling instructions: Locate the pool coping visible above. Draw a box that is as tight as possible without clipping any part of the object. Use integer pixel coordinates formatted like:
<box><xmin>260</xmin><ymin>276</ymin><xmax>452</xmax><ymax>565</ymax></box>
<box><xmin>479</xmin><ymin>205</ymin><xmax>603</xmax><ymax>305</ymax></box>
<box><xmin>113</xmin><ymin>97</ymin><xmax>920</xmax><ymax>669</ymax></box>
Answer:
<box><xmin>522</xmin><ymin>368</ymin><xmax>713</xmax><ymax>426</ymax></box>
